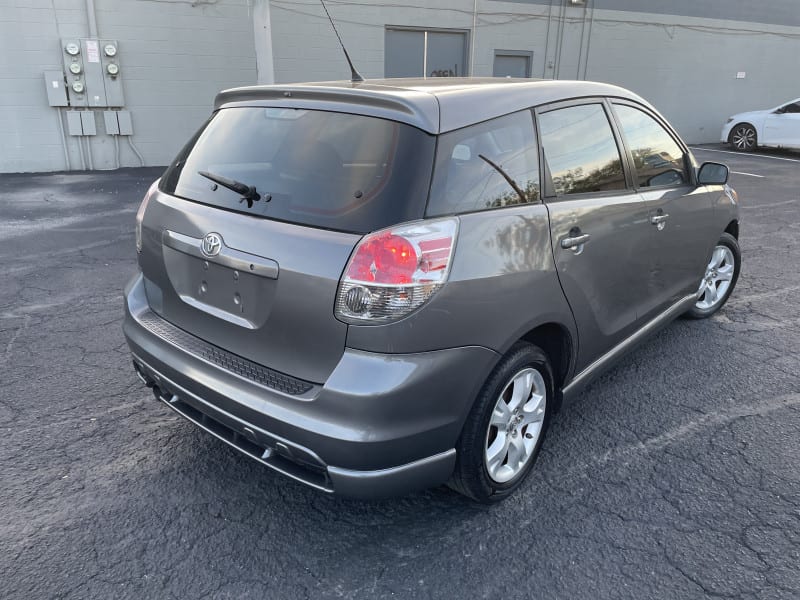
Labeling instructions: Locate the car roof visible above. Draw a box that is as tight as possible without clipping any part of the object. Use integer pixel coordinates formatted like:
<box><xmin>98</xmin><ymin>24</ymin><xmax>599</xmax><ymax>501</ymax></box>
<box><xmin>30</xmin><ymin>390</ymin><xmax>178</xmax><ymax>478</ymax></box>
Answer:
<box><xmin>214</xmin><ymin>78</ymin><xmax>651</xmax><ymax>134</ymax></box>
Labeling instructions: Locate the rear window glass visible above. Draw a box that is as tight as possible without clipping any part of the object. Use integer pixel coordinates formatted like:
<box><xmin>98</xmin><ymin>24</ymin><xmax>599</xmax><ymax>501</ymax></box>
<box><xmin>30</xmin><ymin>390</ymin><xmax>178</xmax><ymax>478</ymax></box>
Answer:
<box><xmin>426</xmin><ymin>110</ymin><xmax>540</xmax><ymax>216</ymax></box>
<box><xmin>539</xmin><ymin>103</ymin><xmax>626</xmax><ymax>196</ymax></box>
<box><xmin>160</xmin><ymin>108</ymin><xmax>435</xmax><ymax>234</ymax></box>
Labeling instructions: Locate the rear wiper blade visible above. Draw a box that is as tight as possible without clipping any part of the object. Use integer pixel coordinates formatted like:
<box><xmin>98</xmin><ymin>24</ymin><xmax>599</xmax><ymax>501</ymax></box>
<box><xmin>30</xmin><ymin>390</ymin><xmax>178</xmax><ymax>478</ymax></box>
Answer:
<box><xmin>198</xmin><ymin>170</ymin><xmax>265</xmax><ymax>208</ymax></box>
<box><xmin>477</xmin><ymin>154</ymin><xmax>530</xmax><ymax>204</ymax></box>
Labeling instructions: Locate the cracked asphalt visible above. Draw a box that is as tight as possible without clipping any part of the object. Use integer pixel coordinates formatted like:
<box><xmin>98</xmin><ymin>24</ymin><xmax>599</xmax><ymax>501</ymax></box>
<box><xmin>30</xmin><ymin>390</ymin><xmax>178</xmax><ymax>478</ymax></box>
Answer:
<box><xmin>1</xmin><ymin>146</ymin><xmax>799</xmax><ymax>599</ymax></box>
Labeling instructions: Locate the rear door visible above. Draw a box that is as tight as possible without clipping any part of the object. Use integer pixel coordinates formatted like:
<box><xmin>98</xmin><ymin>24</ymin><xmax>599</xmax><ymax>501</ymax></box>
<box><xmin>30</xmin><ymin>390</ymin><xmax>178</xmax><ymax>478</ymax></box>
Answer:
<box><xmin>610</xmin><ymin>101</ymin><xmax>718</xmax><ymax>319</ymax></box>
<box><xmin>537</xmin><ymin>100</ymin><xmax>652</xmax><ymax>372</ymax></box>
<box><xmin>139</xmin><ymin>107</ymin><xmax>435</xmax><ymax>384</ymax></box>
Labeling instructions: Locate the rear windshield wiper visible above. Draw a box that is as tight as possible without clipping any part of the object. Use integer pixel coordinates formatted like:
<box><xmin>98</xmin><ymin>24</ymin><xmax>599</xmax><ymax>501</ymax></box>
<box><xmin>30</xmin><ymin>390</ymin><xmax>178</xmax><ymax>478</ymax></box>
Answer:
<box><xmin>198</xmin><ymin>170</ymin><xmax>266</xmax><ymax>208</ymax></box>
<box><xmin>477</xmin><ymin>154</ymin><xmax>530</xmax><ymax>204</ymax></box>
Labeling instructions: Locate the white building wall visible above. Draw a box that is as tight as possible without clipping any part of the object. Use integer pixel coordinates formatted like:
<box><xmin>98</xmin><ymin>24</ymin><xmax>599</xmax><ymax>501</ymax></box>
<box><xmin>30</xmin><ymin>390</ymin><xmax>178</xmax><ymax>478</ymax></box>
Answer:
<box><xmin>0</xmin><ymin>0</ymin><xmax>258</xmax><ymax>173</ymax></box>
<box><xmin>2</xmin><ymin>0</ymin><xmax>798</xmax><ymax>172</ymax></box>
<box><xmin>269</xmin><ymin>0</ymin><xmax>800</xmax><ymax>144</ymax></box>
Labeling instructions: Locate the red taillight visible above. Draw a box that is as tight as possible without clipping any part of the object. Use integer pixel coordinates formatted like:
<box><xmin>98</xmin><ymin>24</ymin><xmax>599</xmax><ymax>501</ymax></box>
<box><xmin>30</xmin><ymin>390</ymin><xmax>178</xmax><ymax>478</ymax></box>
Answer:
<box><xmin>347</xmin><ymin>233</ymin><xmax>418</xmax><ymax>284</ymax></box>
<box><xmin>335</xmin><ymin>218</ymin><xmax>459</xmax><ymax>324</ymax></box>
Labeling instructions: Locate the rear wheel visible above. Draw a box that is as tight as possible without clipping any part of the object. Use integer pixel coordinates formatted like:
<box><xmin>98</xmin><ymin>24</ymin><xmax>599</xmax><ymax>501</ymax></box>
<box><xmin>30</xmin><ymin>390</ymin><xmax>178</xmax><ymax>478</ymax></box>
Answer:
<box><xmin>729</xmin><ymin>123</ymin><xmax>757</xmax><ymax>151</ymax></box>
<box><xmin>449</xmin><ymin>342</ymin><xmax>552</xmax><ymax>503</ymax></box>
<box><xmin>685</xmin><ymin>232</ymin><xmax>741</xmax><ymax>319</ymax></box>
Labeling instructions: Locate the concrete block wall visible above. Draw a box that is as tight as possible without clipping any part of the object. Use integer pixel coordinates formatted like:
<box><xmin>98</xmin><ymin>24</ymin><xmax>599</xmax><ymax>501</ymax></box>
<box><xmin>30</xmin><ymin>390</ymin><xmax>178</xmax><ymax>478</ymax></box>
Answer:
<box><xmin>0</xmin><ymin>0</ymin><xmax>257</xmax><ymax>173</ymax></box>
<box><xmin>269</xmin><ymin>0</ymin><xmax>800</xmax><ymax>144</ymax></box>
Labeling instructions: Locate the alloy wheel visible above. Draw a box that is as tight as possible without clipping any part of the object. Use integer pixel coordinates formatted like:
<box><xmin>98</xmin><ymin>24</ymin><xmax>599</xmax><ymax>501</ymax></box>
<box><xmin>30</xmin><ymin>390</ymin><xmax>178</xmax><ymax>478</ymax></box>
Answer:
<box><xmin>483</xmin><ymin>367</ymin><xmax>546</xmax><ymax>483</ymax></box>
<box><xmin>696</xmin><ymin>245</ymin><xmax>735</xmax><ymax>310</ymax></box>
<box><xmin>731</xmin><ymin>126</ymin><xmax>756</xmax><ymax>151</ymax></box>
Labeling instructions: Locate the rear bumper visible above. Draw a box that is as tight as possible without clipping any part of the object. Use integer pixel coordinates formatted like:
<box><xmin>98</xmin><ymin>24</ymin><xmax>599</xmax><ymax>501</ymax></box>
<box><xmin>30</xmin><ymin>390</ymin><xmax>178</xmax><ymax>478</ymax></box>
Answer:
<box><xmin>123</xmin><ymin>273</ymin><xmax>499</xmax><ymax>498</ymax></box>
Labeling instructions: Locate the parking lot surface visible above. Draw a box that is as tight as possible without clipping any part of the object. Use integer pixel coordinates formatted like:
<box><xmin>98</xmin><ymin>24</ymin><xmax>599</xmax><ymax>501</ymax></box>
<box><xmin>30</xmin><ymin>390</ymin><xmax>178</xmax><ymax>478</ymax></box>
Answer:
<box><xmin>1</xmin><ymin>146</ymin><xmax>799</xmax><ymax>599</ymax></box>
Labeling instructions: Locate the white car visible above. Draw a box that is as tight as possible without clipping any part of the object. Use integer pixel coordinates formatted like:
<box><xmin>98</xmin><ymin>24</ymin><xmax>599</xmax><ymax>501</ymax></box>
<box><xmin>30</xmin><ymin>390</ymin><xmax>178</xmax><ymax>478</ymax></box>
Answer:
<box><xmin>721</xmin><ymin>98</ymin><xmax>800</xmax><ymax>151</ymax></box>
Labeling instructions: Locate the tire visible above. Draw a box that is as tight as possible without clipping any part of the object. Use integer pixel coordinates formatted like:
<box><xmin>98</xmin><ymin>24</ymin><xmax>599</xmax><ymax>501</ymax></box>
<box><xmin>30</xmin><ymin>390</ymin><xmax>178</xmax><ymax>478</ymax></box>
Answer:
<box><xmin>449</xmin><ymin>342</ymin><xmax>553</xmax><ymax>503</ymax></box>
<box><xmin>684</xmin><ymin>232</ymin><xmax>741</xmax><ymax>319</ymax></box>
<box><xmin>729</xmin><ymin>123</ymin><xmax>757</xmax><ymax>152</ymax></box>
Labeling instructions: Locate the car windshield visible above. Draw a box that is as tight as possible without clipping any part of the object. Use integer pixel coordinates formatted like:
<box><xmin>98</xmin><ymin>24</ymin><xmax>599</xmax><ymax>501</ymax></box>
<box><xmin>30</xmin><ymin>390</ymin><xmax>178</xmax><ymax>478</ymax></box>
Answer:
<box><xmin>160</xmin><ymin>107</ymin><xmax>436</xmax><ymax>234</ymax></box>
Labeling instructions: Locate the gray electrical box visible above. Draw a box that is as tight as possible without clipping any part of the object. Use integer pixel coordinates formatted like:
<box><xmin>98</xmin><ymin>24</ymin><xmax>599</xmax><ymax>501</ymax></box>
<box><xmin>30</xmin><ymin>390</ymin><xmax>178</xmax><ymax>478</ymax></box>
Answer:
<box><xmin>61</xmin><ymin>39</ymin><xmax>87</xmax><ymax>107</ymax></box>
<box><xmin>66</xmin><ymin>111</ymin><xmax>83</xmax><ymax>136</ymax></box>
<box><xmin>80</xmin><ymin>39</ymin><xmax>108</xmax><ymax>107</ymax></box>
<box><xmin>80</xmin><ymin>111</ymin><xmax>97</xmax><ymax>135</ymax></box>
<box><xmin>99</xmin><ymin>40</ymin><xmax>125</xmax><ymax>107</ymax></box>
<box><xmin>103</xmin><ymin>111</ymin><xmax>120</xmax><ymax>135</ymax></box>
<box><xmin>117</xmin><ymin>110</ymin><xmax>133</xmax><ymax>135</ymax></box>
<box><xmin>44</xmin><ymin>71</ymin><xmax>69</xmax><ymax>107</ymax></box>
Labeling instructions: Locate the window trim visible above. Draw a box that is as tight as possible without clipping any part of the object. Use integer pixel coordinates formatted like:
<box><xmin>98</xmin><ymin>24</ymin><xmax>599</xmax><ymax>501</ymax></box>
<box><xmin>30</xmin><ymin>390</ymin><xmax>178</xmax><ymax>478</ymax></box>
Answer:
<box><xmin>533</xmin><ymin>97</ymin><xmax>635</xmax><ymax>202</ymax></box>
<box><xmin>608</xmin><ymin>99</ymin><xmax>697</xmax><ymax>190</ymax></box>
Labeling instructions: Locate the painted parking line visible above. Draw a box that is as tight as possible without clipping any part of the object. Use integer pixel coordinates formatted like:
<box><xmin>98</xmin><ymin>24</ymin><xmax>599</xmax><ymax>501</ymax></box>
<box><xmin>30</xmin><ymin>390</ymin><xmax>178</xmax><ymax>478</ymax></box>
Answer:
<box><xmin>730</xmin><ymin>171</ymin><xmax>765</xmax><ymax>178</ymax></box>
<box><xmin>690</xmin><ymin>146</ymin><xmax>800</xmax><ymax>163</ymax></box>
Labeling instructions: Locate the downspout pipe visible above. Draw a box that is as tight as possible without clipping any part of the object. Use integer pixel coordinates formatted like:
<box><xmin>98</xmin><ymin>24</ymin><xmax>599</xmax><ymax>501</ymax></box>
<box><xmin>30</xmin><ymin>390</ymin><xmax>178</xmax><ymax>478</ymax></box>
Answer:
<box><xmin>85</xmin><ymin>0</ymin><xmax>98</xmax><ymax>37</ymax></box>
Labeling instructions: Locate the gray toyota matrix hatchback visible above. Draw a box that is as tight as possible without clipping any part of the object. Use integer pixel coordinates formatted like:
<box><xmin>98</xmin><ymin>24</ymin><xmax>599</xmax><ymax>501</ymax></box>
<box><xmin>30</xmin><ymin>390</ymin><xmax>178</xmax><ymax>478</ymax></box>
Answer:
<box><xmin>124</xmin><ymin>78</ymin><xmax>740</xmax><ymax>502</ymax></box>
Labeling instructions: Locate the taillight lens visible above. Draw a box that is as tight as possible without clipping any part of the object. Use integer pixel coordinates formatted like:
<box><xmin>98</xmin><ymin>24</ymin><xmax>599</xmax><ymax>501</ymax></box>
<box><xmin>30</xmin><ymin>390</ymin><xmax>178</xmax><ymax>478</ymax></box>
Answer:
<box><xmin>136</xmin><ymin>179</ymin><xmax>159</xmax><ymax>253</ymax></box>
<box><xmin>335</xmin><ymin>218</ymin><xmax>458</xmax><ymax>324</ymax></box>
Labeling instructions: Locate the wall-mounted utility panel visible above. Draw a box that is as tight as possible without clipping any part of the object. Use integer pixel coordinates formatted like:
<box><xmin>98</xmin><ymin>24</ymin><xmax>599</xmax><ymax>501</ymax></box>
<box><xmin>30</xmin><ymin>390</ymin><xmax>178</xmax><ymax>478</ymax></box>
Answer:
<box><xmin>103</xmin><ymin>111</ymin><xmax>120</xmax><ymax>135</ymax></box>
<box><xmin>44</xmin><ymin>71</ymin><xmax>69</xmax><ymax>107</ymax></box>
<box><xmin>99</xmin><ymin>40</ymin><xmax>125</xmax><ymax>107</ymax></box>
<box><xmin>61</xmin><ymin>39</ymin><xmax>87</xmax><ymax>107</ymax></box>
<box><xmin>80</xmin><ymin>111</ymin><xmax>97</xmax><ymax>135</ymax></box>
<box><xmin>81</xmin><ymin>39</ymin><xmax>108</xmax><ymax>107</ymax></box>
<box><xmin>66</xmin><ymin>111</ymin><xmax>83</xmax><ymax>136</ymax></box>
<box><xmin>117</xmin><ymin>110</ymin><xmax>133</xmax><ymax>135</ymax></box>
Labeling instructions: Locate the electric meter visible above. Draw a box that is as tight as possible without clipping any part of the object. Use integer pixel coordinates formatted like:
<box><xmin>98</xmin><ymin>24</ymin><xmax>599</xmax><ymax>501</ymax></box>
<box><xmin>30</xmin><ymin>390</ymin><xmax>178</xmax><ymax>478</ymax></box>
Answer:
<box><xmin>69</xmin><ymin>62</ymin><xmax>82</xmax><ymax>75</ymax></box>
<box><xmin>104</xmin><ymin>44</ymin><xmax>117</xmax><ymax>57</ymax></box>
<box><xmin>65</xmin><ymin>42</ymin><xmax>80</xmax><ymax>56</ymax></box>
<box><xmin>72</xmin><ymin>81</ymin><xmax>85</xmax><ymax>93</ymax></box>
<box><xmin>107</xmin><ymin>63</ymin><xmax>119</xmax><ymax>76</ymax></box>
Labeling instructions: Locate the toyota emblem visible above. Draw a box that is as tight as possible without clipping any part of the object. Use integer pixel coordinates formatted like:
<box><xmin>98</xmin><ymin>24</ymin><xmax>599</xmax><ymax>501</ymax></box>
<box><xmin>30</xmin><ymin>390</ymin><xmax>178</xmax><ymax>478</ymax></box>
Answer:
<box><xmin>201</xmin><ymin>232</ymin><xmax>223</xmax><ymax>257</ymax></box>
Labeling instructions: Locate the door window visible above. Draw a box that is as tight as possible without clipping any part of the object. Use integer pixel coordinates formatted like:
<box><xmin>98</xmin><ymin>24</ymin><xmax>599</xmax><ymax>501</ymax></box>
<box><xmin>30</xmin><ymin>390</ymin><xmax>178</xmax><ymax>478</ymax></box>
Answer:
<box><xmin>385</xmin><ymin>28</ymin><xmax>468</xmax><ymax>78</ymax></box>
<box><xmin>538</xmin><ymin>104</ymin><xmax>626</xmax><ymax>196</ymax></box>
<box><xmin>614</xmin><ymin>104</ymin><xmax>689</xmax><ymax>188</ymax></box>
<box><xmin>781</xmin><ymin>101</ymin><xmax>800</xmax><ymax>114</ymax></box>
<box><xmin>427</xmin><ymin>110</ymin><xmax>540</xmax><ymax>216</ymax></box>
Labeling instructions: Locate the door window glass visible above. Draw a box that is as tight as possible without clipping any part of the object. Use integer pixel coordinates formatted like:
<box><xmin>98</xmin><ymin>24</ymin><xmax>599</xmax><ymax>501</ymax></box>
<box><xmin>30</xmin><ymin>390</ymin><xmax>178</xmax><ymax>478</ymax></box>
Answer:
<box><xmin>614</xmin><ymin>104</ymin><xmax>689</xmax><ymax>188</ymax></box>
<box><xmin>427</xmin><ymin>110</ymin><xmax>540</xmax><ymax>215</ymax></box>
<box><xmin>538</xmin><ymin>104</ymin><xmax>626</xmax><ymax>196</ymax></box>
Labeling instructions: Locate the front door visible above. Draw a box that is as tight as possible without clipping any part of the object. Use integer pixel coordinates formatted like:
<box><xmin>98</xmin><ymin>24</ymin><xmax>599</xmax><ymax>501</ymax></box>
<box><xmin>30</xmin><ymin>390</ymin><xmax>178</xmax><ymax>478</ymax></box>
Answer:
<box><xmin>763</xmin><ymin>100</ymin><xmax>800</xmax><ymax>149</ymax></box>
<box><xmin>610</xmin><ymin>102</ymin><xmax>719</xmax><ymax>320</ymax></box>
<box><xmin>538</xmin><ymin>101</ymin><xmax>652</xmax><ymax>373</ymax></box>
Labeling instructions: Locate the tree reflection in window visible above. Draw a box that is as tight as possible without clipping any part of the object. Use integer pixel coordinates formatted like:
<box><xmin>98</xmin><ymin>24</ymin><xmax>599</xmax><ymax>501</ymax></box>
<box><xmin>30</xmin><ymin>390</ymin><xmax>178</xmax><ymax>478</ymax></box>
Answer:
<box><xmin>539</xmin><ymin>104</ymin><xmax>626</xmax><ymax>197</ymax></box>
<box><xmin>427</xmin><ymin>110</ymin><xmax>541</xmax><ymax>216</ymax></box>
<box><xmin>614</xmin><ymin>104</ymin><xmax>688</xmax><ymax>188</ymax></box>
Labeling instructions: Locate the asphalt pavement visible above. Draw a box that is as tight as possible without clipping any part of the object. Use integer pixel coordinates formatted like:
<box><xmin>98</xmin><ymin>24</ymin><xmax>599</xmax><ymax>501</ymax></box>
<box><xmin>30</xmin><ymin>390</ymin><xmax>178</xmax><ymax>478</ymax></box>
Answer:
<box><xmin>1</xmin><ymin>147</ymin><xmax>798</xmax><ymax>599</ymax></box>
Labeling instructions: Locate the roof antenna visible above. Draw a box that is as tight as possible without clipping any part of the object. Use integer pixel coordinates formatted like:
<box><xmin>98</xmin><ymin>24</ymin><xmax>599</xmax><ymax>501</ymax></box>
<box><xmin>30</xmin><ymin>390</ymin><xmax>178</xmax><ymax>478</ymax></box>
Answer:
<box><xmin>319</xmin><ymin>0</ymin><xmax>365</xmax><ymax>83</ymax></box>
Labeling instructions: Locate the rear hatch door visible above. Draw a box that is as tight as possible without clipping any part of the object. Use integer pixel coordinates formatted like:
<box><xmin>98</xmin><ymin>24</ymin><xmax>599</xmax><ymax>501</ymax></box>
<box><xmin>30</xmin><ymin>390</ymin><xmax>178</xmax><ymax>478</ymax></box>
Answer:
<box><xmin>139</xmin><ymin>106</ymin><xmax>435</xmax><ymax>384</ymax></box>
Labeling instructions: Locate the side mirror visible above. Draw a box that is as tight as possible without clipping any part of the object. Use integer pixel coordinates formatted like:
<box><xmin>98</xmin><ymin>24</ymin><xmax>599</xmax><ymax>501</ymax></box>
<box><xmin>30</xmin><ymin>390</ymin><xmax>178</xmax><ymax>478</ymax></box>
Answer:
<box><xmin>697</xmin><ymin>162</ymin><xmax>729</xmax><ymax>185</ymax></box>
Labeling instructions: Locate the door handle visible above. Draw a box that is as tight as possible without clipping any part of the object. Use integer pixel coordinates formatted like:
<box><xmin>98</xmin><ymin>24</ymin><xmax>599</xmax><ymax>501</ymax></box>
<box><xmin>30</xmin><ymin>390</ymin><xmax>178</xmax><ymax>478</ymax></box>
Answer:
<box><xmin>560</xmin><ymin>233</ymin><xmax>591</xmax><ymax>253</ymax></box>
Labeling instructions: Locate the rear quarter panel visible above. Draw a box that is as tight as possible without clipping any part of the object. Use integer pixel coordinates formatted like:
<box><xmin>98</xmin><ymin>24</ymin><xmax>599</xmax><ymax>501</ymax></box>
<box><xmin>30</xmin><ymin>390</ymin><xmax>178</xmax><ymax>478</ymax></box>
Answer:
<box><xmin>345</xmin><ymin>205</ymin><xmax>577</xmax><ymax>367</ymax></box>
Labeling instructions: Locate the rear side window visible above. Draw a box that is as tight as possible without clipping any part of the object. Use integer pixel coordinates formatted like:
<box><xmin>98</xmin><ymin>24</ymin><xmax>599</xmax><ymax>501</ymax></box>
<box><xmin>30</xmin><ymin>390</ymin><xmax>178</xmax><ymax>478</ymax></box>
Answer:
<box><xmin>538</xmin><ymin>104</ymin><xmax>626</xmax><ymax>196</ymax></box>
<box><xmin>426</xmin><ymin>110</ymin><xmax>540</xmax><ymax>216</ymax></box>
<box><xmin>160</xmin><ymin>107</ymin><xmax>435</xmax><ymax>234</ymax></box>
<box><xmin>613</xmin><ymin>104</ymin><xmax>689</xmax><ymax>188</ymax></box>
